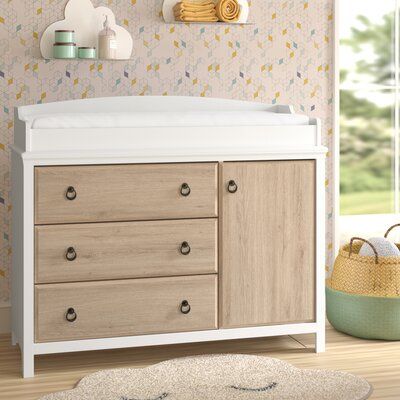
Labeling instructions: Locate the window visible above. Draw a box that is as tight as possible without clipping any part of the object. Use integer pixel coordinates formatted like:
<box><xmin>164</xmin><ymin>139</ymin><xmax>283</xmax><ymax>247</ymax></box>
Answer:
<box><xmin>339</xmin><ymin>1</ymin><xmax>400</xmax><ymax>240</ymax></box>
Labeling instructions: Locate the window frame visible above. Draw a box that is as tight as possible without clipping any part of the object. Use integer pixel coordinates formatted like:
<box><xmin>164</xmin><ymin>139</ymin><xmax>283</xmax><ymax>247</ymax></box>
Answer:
<box><xmin>334</xmin><ymin>1</ymin><xmax>400</xmax><ymax>252</ymax></box>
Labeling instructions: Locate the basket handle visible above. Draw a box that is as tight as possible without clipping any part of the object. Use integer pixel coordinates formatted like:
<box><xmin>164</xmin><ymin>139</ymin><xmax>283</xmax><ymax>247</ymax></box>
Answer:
<box><xmin>384</xmin><ymin>223</ymin><xmax>400</xmax><ymax>238</ymax></box>
<box><xmin>349</xmin><ymin>237</ymin><xmax>379</xmax><ymax>264</ymax></box>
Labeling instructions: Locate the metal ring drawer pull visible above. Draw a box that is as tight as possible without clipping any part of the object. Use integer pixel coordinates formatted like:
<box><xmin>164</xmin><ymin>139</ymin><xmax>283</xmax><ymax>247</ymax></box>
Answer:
<box><xmin>66</xmin><ymin>186</ymin><xmax>77</xmax><ymax>200</ymax></box>
<box><xmin>66</xmin><ymin>307</ymin><xmax>77</xmax><ymax>322</ymax></box>
<box><xmin>180</xmin><ymin>183</ymin><xmax>191</xmax><ymax>197</ymax></box>
<box><xmin>180</xmin><ymin>300</ymin><xmax>191</xmax><ymax>314</ymax></box>
<box><xmin>66</xmin><ymin>247</ymin><xmax>77</xmax><ymax>262</ymax></box>
<box><xmin>228</xmin><ymin>180</ymin><xmax>238</xmax><ymax>193</ymax></box>
<box><xmin>180</xmin><ymin>241</ymin><xmax>191</xmax><ymax>256</ymax></box>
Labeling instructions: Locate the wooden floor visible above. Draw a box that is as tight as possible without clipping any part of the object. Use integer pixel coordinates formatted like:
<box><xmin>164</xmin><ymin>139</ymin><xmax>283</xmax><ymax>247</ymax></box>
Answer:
<box><xmin>0</xmin><ymin>324</ymin><xmax>399</xmax><ymax>399</ymax></box>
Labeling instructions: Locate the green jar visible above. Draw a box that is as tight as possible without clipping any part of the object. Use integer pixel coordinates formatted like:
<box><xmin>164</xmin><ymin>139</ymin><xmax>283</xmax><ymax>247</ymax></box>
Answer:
<box><xmin>53</xmin><ymin>43</ymin><xmax>77</xmax><ymax>59</ymax></box>
<box><xmin>55</xmin><ymin>30</ymin><xmax>75</xmax><ymax>43</ymax></box>
<box><xmin>78</xmin><ymin>47</ymin><xmax>96</xmax><ymax>59</ymax></box>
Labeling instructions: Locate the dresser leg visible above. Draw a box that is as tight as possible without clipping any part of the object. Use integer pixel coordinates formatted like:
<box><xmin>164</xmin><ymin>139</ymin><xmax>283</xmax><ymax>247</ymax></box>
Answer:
<box><xmin>22</xmin><ymin>351</ymin><xmax>34</xmax><ymax>378</ymax></box>
<box><xmin>11</xmin><ymin>331</ymin><xmax>18</xmax><ymax>346</ymax></box>
<box><xmin>315</xmin><ymin>329</ymin><xmax>326</xmax><ymax>353</ymax></box>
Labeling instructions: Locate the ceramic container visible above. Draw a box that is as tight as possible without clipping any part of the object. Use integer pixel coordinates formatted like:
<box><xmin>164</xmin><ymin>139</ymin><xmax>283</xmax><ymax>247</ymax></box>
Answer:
<box><xmin>55</xmin><ymin>30</ymin><xmax>75</xmax><ymax>43</ymax></box>
<box><xmin>78</xmin><ymin>47</ymin><xmax>96</xmax><ymax>59</ymax></box>
<box><xmin>53</xmin><ymin>43</ymin><xmax>77</xmax><ymax>59</ymax></box>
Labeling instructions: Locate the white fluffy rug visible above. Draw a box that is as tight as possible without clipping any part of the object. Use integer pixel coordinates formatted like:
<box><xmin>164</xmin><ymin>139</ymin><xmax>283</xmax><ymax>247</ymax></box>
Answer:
<box><xmin>39</xmin><ymin>354</ymin><xmax>372</xmax><ymax>400</ymax></box>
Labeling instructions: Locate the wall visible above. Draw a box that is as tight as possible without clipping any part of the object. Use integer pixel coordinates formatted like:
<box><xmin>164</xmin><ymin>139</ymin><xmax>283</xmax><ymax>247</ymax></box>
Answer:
<box><xmin>0</xmin><ymin>0</ymin><xmax>334</xmax><ymax>310</ymax></box>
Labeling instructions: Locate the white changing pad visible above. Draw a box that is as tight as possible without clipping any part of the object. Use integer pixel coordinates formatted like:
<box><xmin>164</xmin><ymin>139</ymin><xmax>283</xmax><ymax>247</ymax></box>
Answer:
<box><xmin>30</xmin><ymin>111</ymin><xmax>310</xmax><ymax>129</ymax></box>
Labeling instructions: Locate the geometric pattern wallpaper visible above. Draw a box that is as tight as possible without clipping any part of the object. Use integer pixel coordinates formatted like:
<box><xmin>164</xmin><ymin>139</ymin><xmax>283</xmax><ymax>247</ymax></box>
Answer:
<box><xmin>0</xmin><ymin>0</ymin><xmax>334</xmax><ymax>305</ymax></box>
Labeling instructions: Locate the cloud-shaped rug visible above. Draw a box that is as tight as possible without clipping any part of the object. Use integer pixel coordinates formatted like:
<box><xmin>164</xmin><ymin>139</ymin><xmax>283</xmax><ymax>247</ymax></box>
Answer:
<box><xmin>38</xmin><ymin>354</ymin><xmax>372</xmax><ymax>400</ymax></box>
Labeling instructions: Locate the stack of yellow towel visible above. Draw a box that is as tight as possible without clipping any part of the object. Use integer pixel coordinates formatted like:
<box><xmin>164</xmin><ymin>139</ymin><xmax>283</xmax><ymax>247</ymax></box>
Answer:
<box><xmin>173</xmin><ymin>0</ymin><xmax>218</xmax><ymax>22</ymax></box>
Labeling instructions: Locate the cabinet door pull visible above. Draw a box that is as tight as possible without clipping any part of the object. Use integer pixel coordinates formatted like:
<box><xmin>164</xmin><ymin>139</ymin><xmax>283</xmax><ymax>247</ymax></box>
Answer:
<box><xmin>180</xmin><ymin>183</ymin><xmax>191</xmax><ymax>197</ymax></box>
<box><xmin>228</xmin><ymin>180</ymin><xmax>238</xmax><ymax>193</ymax></box>
<box><xmin>180</xmin><ymin>300</ymin><xmax>191</xmax><ymax>314</ymax></box>
<box><xmin>66</xmin><ymin>186</ymin><xmax>77</xmax><ymax>200</ymax></box>
<box><xmin>66</xmin><ymin>247</ymin><xmax>77</xmax><ymax>261</ymax></box>
<box><xmin>66</xmin><ymin>307</ymin><xmax>77</xmax><ymax>322</ymax></box>
<box><xmin>180</xmin><ymin>241</ymin><xmax>191</xmax><ymax>255</ymax></box>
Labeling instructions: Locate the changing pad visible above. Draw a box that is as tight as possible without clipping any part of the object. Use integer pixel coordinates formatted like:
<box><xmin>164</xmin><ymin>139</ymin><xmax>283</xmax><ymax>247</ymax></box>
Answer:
<box><xmin>31</xmin><ymin>111</ymin><xmax>310</xmax><ymax>129</ymax></box>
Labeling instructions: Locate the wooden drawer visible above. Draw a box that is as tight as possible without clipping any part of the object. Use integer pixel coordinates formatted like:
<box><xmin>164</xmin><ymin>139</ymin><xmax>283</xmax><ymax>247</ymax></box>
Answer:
<box><xmin>35</xmin><ymin>163</ymin><xmax>218</xmax><ymax>224</ymax></box>
<box><xmin>35</xmin><ymin>219</ymin><xmax>218</xmax><ymax>283</ymax></box>
<box><xmin>35</xmin><ymin>275</ymin><xmax>217</xmax><ymax>342</ymax></box>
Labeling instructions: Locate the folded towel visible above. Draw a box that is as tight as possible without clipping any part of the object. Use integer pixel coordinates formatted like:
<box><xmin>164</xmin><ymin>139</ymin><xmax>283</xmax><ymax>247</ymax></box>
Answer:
<box><xmin>173</xmin><ymin>5</ymin><xmax>216</xmax><ymax>13</ymax></box>
<box><xmin>177</xmin><ymin>0</ymin><xmax>215</xmax><ymax>6</ymax></box>
<box><xmin>175</xmin><ymin>14</ymin><xmax>219</xmax><ymax>21</ymax></box>
<box><xmin>174</xmin><ymin>9</ymin><xmax>217</xmax><ymax>17</ymax></box>
<box><xmin>174</xmin><ymin>1</ymin><xmax>218</xmax><ymax>22</ymax></box>
<box><xmin>215</xmin><ymin>0</ymin><xmax>241</xmax><ymax>22</ymax></box>
<box><xmin>173</xmin><ymin>3</ymin><xmax>215</xmax><ymax>13</ymax></box>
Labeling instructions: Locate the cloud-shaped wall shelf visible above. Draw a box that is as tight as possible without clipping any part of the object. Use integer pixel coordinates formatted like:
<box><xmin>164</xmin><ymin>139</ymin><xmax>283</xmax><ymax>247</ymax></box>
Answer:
<box><xmin>40</xmin><ymin>0</ymin><xmax>133</xmax><ymax>60</ymax></box>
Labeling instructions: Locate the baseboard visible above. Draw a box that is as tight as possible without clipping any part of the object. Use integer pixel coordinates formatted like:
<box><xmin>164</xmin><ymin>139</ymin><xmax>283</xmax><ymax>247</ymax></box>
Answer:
<box><xmin>0</xmin><ymin>306</ymin><xmax>11</xmax><ymax>334</ymax></box>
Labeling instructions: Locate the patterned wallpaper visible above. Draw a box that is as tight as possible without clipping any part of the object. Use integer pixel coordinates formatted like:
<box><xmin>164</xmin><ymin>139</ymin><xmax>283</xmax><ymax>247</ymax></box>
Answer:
<box><xmin>0</xmin><ymin>0</ymin><xmax>334</xmax><ymax>305</ymax></box>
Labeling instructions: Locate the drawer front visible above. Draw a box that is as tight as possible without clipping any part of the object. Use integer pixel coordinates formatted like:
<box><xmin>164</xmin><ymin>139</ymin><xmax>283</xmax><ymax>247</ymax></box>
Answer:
<box><xmin>35</xmin><ymin>163</ymin><xmax>218</xmax><ymax>224</ymax></box>
<box><xmin>35</xmin><ymin>275</ymin><xmax>217</xmax><ymax>342</ymax></box>
<box><xmin>35</xmin><ymin>219</ymin><xmax>218</xmax><ymax>283</ymax></box>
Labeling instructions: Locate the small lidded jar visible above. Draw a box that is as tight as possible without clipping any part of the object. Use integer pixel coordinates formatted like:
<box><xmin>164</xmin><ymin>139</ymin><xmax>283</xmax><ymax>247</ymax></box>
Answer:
<box><xmin>55</xmin><ymin>30</ymin><xmax>75</xmax><ymax>43</ymax></box>
<box><xmin>98</xmin><ymin>15</ymin><xmax>117</xmax><ymax>60</ymax></box>
<box><xmin>53</xmin><ymin>42</ymin><xmax>77</xmax><ymax>59</ymax></box>
<box><xmin>78</xmin><ymin>47</ymin><xmax>97</xmax><ymax>59</ymax></box>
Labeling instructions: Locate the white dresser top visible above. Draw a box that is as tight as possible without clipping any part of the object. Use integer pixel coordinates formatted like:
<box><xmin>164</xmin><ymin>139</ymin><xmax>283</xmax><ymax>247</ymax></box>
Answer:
<box><xmin>13</xmin><ymin>96</ymin><xmax>326</xmax><ymax>161</ymax></box>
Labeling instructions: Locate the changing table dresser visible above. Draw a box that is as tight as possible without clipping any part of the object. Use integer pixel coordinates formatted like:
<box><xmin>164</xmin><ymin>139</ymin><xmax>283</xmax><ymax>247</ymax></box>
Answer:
<box><xmin>11</xmin><ymin>96</ymin><xmax>327</xmax><ymax>377</ymax></box>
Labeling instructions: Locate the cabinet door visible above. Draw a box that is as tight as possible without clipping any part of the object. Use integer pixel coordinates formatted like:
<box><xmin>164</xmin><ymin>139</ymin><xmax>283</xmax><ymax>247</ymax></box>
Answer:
<box><xmin>220</xmin><ymin>160</ymin><xmax>316</xmax><ymax>328</ymax></box>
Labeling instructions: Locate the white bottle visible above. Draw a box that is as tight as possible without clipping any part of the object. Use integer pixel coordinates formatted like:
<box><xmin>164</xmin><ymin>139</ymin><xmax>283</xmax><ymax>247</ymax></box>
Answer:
<box><xmin>98</xmin><ymin>15</ymin><xmax>117</xmax><ymax>60</ymax></box>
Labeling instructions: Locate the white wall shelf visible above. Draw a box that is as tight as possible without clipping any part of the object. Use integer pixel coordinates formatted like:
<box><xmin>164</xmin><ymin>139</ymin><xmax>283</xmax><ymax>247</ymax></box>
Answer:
<box><xmin>166</xmin><ymin>22</ymin><xmax>254</xmax><ymax>25</ymax></box>
<box><xmin>40</xmin><ymin>0</ymin><xmax>133</xmax><ymax>61</ymax></box>
<box><xmin>41</xmin><ymin>58</ymin><xmax>133</xmax><ymax>62</ymax></box>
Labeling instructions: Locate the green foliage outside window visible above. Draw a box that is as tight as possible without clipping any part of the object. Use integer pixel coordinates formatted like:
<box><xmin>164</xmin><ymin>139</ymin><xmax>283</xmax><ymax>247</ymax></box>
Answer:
<box><xmin>340</xmin><ymin>13</ymin><xmax>394</xmax><ymax>215</ymax></box>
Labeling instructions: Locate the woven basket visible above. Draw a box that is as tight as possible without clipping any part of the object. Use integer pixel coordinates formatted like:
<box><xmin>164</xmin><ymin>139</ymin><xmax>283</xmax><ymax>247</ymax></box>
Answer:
<box><xmin>326</xmin><ymin>283</ymin><xmax>400</xmax><ymax>340</ymax></box>
<box><xmin>330</xmin><ymin>224</ymin><xmax>400</xmax><ymax>297</ymax></box>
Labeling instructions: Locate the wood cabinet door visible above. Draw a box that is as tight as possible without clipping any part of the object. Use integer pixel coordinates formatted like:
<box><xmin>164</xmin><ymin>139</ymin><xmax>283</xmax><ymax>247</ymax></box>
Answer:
<box><xmin>220</xmin><ymin>160</ymin><xmax>316</xmax><ymax>328</ymax></box>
